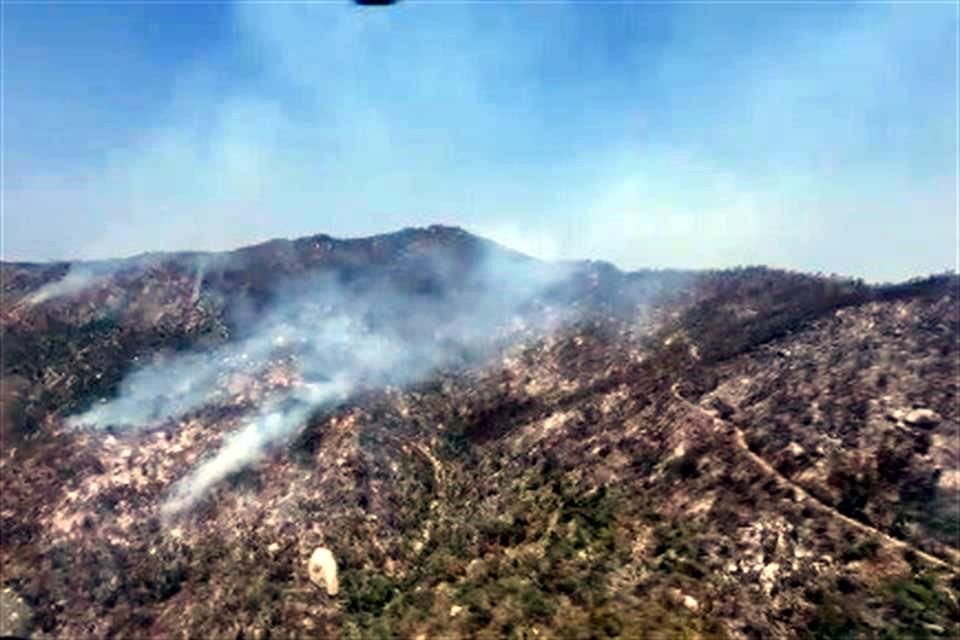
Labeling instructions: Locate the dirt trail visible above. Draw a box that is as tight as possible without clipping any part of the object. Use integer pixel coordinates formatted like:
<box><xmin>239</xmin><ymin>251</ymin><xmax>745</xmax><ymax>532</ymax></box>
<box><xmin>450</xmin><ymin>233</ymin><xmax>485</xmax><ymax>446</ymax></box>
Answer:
<box><xmin>408</xmin><ymin>441</ymin><xmax>446</xmax><ymax>499</ymax></box>
<box><xmin>378</xmin><ymin>432</ymin><xmax>446</xmax><ymax>499</ymax></box>
<box><xmin>670</xmin><ymin>383</ymin><xmax>960</xmax><ymax>573</ymax></box>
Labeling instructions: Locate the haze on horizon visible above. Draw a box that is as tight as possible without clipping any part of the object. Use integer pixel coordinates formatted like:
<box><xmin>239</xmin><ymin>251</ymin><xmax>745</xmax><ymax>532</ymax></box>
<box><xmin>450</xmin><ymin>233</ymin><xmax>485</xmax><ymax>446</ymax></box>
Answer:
<box><xmin>3</xmin><ymin>1</ymin><xmax>957</xmax><ymax>282</ymax></box>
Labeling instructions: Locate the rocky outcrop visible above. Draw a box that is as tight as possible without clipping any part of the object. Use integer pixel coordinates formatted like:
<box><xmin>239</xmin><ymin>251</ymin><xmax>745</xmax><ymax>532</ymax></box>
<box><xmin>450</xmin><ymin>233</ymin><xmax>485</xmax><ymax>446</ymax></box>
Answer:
<box><xmin>904</xmin><ymin>408</ymin><xmax>942</xmax><ymax>428</ymax></box>
<box><xmin>308</xmin><ymin>547</ymin><xmax>339</xmax><ymax>596</ymax></box>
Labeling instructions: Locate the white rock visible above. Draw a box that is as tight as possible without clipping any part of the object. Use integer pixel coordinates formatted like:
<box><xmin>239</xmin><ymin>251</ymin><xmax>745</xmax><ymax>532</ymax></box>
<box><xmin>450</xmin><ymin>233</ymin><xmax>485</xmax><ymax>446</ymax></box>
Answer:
<box><xmin>786</xmin><ymin>442</ymin><xmax>805</xmax><ymax>457</ymax></box>
<box><xmin>682</xmin><ymin>595</ymin><xmax>700</xmax><ymax>611</ymax></box>
<box><xmin>938</xmin><ymin>469</ymin><xmax>960</xmax><ymax>491</ymax></box>
<box><xmin>450</xmin><ymin>605</ymin><xmax>463</xmax><ymax>617</ymax></box>
<box><xmin>905</xmin><ymin>409</ymin><xmax>941</xmax><ymax>428</ymax></box>
<box><xmin>308</xmin><ymin>547</ymin><xmax>339</xmax><ymax>596</ymax></box>
<box><xmin>760</xmin><ymin>562</ymin><xmax>780</xmax><ymax>595</ymax></box>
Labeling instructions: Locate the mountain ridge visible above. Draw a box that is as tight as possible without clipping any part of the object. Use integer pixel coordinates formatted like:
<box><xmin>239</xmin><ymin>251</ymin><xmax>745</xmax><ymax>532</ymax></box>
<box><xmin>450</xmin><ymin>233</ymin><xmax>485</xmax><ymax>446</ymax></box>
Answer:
<box><xmin>1</xmin><ymin>225</ymin><xmax>958</xmax><ymax>639</ymax></box>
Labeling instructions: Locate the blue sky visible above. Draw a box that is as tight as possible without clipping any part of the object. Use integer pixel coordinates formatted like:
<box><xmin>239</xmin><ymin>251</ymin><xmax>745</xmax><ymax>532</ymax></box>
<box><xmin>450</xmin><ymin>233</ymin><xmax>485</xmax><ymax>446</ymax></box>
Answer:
<box><xmin>3</xmin><ymin>1</ymin><xmax>957</xmax><ymax>281</ymax></box>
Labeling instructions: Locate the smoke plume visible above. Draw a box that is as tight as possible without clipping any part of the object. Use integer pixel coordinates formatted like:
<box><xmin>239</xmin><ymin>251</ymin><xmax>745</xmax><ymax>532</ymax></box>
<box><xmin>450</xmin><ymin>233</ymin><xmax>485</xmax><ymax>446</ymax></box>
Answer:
<box><xmin>66</xmin><ymin>244</ymin><xmax>575</xmax><ymax>515</ymax></box>
<box><xmin>25</xmin><ymin>266</ymin><xmax>106</xmax><ymax>306</ymax></box>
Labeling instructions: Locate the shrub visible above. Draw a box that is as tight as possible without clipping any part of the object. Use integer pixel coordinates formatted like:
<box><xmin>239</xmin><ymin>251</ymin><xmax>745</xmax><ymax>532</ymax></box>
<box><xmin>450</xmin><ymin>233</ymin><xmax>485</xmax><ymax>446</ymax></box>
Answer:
<box><xmin>841</xmin><ymin>538</ymin><xmax>880</xmax><ymax>563</ymax></box>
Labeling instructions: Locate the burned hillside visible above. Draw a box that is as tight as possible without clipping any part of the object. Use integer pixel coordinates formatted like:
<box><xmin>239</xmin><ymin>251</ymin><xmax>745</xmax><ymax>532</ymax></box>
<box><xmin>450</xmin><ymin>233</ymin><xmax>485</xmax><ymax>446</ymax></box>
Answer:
<box><xmin>1</xmin><ymin>227</ymin><xmax>957</xmax><ymax>639</ymax></box>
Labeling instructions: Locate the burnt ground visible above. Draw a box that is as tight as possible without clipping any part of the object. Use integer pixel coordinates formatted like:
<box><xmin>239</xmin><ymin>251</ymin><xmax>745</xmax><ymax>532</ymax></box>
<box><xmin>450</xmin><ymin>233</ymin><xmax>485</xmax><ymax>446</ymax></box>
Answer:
<box><xmin>1</xmin><ymin>229</ymin><xmax>958</xmax><ymax>639</ymax></box>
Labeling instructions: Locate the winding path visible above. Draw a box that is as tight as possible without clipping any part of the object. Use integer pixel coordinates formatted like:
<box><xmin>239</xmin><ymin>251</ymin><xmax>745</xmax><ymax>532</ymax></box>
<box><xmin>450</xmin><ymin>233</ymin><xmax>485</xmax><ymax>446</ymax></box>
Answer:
<box><xmin>377</xmin><ymin>431</ymin><xmax>446</xmax><ymax>500</ymax></box>
<box><xmin>670</xmin><ymin>383</ymin><xmax>960</xmax><ymax>573</ymax></box>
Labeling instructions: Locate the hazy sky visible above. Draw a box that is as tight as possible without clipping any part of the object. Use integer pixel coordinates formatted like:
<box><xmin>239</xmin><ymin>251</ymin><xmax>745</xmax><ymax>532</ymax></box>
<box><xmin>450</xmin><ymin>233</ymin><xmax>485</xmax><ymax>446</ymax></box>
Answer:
<box><xmin>3</xmin><ymin>1</ymin><xmax>957</xmax><ymax>281</ymax></box>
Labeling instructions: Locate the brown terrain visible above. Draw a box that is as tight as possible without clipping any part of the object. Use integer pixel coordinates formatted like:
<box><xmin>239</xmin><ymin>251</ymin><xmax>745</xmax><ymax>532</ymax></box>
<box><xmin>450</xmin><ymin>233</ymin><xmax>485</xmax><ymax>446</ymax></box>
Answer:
<box><xmin>0</xmin><ymin>226</ymin><xmax>957</xmax><ymax>639</ymax></box>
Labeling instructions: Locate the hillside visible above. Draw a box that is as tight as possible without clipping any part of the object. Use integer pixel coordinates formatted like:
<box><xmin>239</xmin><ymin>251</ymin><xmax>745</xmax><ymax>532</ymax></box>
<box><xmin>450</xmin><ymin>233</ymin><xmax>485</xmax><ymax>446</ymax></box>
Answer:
<box><xmin>1</xmin><ymin>226</ymin><xmax>957</xmax><ymax>639</ymax></box>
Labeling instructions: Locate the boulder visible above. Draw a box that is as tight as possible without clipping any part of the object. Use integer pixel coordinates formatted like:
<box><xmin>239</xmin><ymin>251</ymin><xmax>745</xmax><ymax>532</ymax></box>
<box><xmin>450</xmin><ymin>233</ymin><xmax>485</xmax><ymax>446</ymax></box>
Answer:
<box><xmin>668</xmin><ymin>588</ymin><xmax>700</xmax><ymax>612</ymax></box>
<box><xmin>905</xmin><ymin>409</ymin><xmax>941</xmax><ymax>428</ymax></box>
<box><xmin>308</xmin><ymin>547</ymin><xmax>339</xmax><ymax>596</ymax></box>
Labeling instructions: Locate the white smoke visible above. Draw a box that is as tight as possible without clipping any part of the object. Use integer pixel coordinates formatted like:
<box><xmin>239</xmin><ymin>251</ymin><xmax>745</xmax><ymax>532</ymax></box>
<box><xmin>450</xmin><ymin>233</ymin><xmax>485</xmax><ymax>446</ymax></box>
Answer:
<box><xmin>66</xmin><ymin>244</ymin><xmax>577</xmax><ymax>515</ymax></box>
<box><xmin>190</xmin><ymin>258</ymin><xmax>207</xmax><ymax>305</ymax></box>
<box><xmin>161</xmin><ymin>375</ymin><xmax>353</xmax><ymax>516</ymax></box>
<box><xmin>25</xmin><ymin>266</ymin><xmax>103</xmax><ymax>306</ymax></box>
